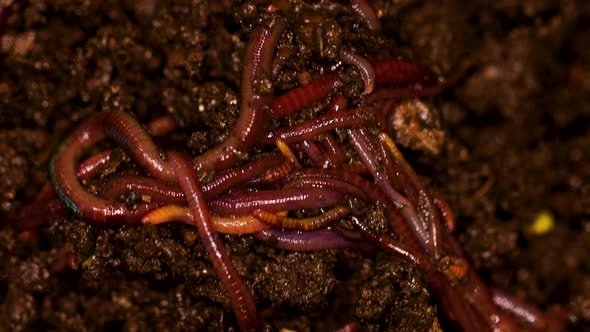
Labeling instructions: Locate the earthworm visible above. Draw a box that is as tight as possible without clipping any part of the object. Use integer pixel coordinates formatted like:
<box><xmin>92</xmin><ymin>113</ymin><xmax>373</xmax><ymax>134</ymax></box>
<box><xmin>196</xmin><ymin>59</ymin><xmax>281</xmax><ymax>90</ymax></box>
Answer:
<box><xmin>202</xmin><ymin>153</ymin><xmax>281</xmax><ymax>196</ymax></box>
<box><xmin>432</xmin><ymin>193</ymin><xmax>455</xmax><ymax>232</ymax></box>
<box><xmin>76</xmin><ymin>149</ymin><xmax>116</xmax><ymax>180</ymax></box>
<box><xmin>102</xmin><ymin>111</ymin><xmax>175</xmax><ymax>181</ymax></box>
<box><xmin>351</xmin><ymin>215</ymin><xmax>425</xmax><ymax>267</ymax></box>
<box><xmin>379</xmin><ymin>133</ymin><xmax>444</xmax><ymax>258</ymax></box>
<box><xmin>285</xmin><ymin>169</ymin><xmax>423</xmax><ymax>250</ymax></box>
<box><xmin>253</xmin><ymin>205</ymin><xmax>350</xmax><ymax>231</ymax></box>
<box><xmin>262</xmin><ymin>108</ymin><xmax>375</xmax><ymax>145</ymax></box>
<box><xmin>193</xmin><ymin>16</ymin><xmax>286</xmax><ymax>174</ymax></box>
<box><xmin>350</xmin><ymin>0</ymin><xmax>382</xmax><ymax>31</ymax></box>
<box><xmin>168</xmin><ymin>150</ymin><xmax>260</xmax><ymax>331</ymax></box>
<box><xmin>351</xmin><ymin>215</ymin><xmax>491</xmax><ymax>331</ymax></box>
<box><xmin>348</xmin><ymin>128</ymin><xmax>429</xmax><ymax>248</ymax></box>
<box><xmin>247</xmin><ymin>159</ymin><xmax>297</xmax><ymax>185</ymax></box>
<box><xmin>146</xmin><ymin>115</ymin><xmax>177</xmax><ymax>136</ymax></box>
<box><xmin>493</xmin><ymin>289</ymin><xmax>541</xmax><ymax>324</ymax></box>
<box><xmin>320</xmin><ymin>134</ymin><xmax>347</xmax><ymax>167</ymax></box>
<box><xmin>141</xmin><ymin>204</ymin><xmax>271</xmax><ymax>234</ymax></box>
<box><xmin>293</xmin><ymin>140</ymin><xmax>327</xmax><ymax>168</ymax></box>
<box><xmin>100</xmin><ymin>154</ymin><xmax>284</xmax><ymax>204</ymax></box>
<box><xmin>50</xmin><ymin>111</ymin><xmax>172</xmax><ymax>224</ymax></box>
<box><xmin>99</xmin><ymin>175</ymin><xmax>185</xmax><ymax>204</ymax></box>
<box><xmin>339</xmin><ymin>47</ymin><xmax>375</xmax><ymax>95</ymax></box>
<box><xmin>374</xmin><ymin>58</ymin><xmax>437</xmax><ymax>85</ymax></box>
<box><xmin>285</xmin><ymin>173</ymin><xmax>373</xmax><ymax>202</ymax></box>
<box><xmin>208</xmin><ymin>188</ymin><xmax>345</xmax><ymax>217</ymax></box>
<box><xmin>254</xmin><ymin>228</ymin><xmax>374</xmax><ymax>252</ymax></box>
<box><xmin>270</xmin><ymin>71</ymin><xmax>340</xmax><ymax>119</ymax></box>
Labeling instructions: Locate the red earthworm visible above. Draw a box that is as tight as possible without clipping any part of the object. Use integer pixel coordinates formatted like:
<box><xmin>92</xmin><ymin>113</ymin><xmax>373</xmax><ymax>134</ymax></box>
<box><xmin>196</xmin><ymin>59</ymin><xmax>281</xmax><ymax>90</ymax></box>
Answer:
<box><xmin>339</xmin><ymin>47</ymin><xmax>375</xmax><ymax>95</ymax></box>
<box><xmin>208</xmin><ymin>188</ymin><xmax>345</xmax><ymax>217</ymax></box>
<box><xmin>293</xmin><ymin>140</ymin><xmax>327</xmax><ymax>168</ymax></box>
<box><xmin>432</xmin><ymin>192</ymin><xmax>455</xmax><ymax>232</ymax></box>
<box><xmin>270</xmin><ymin>71</ymin><xmax>340</xmax><ymax>119</ymax></box>
<box><xmin>320</xmin><ymin>134</ymin><xmax>347</xmax><ymax>167</ymax></box>
<box><xmin>253</xmin><ymin>205</ymin><xmax>350</xmax><ymax>231</ymax></box>
<box><xmin>262</xmin><ymin>107</ymin><xmax>375</xmax><ymax>145</ymax></box>
<box><xmin>374</xmin><ymin>58</ymin><xmax>437</xmax><ymax>86</ymax></box>
<box><xmin>168</xmin><ymin>150</ymin><xmax>260</xmax><ymax>331</ymax></box>
<box><xmin>146</xmin><ymin>115</ymin><xmax>177</xmax><ymax>137</ymax></box>
<box><xmin>284</xmin><ymin>174</ymin><xmax>373</xmax><ymax>203</ymax></box>
<box><xmin>336</xmin><ymin>161</ymin><xmax>369</xmax><ymax>175</ymax></box>
<box><xmin>50</xmin><ymin>111</ymin><xmax>172</xmax><ymax>224</ymax></box>
<box><xmin>201</xmin><ymin>153</ymin><xmax>281</xmax><ymax>196</ymax></box>
<box><xmin>99</xmin><ymin>154</ymin><xmax>284</xmax><ymax>204</ymax></box>
<box><xmin>379</xmin><ymin>133</ymin><xmax>444</xmax><ymax>258</ymax></box>
<box><xmin>76</xmin><ymin>149</ymin><xmax>117</xmax><ymax>180</ymax></box>
<box><xmin>193</xmin><ymin>17</ymin><xmax>286</xmax><ymax>174</ymax></box>
<box><xmin>99</xmin><ymin>175</ymin><xmax>185</xmax><ymax>204</ymax></box>
<box><xmin>253</xmin><ymin>228</ymin><xmax>374</xmax><ymax>252</ymax></box>
<box><xmin>250</xmin><ymin>160</ymin><xmax>297</xmax><ymax>185</ymax></box>
<box><xmin>348</xmin><ymin>128</ymin><xmax>429</xmax><ymax>249</ymax></box>
<box><xmin>285</xmin><ymin>169</ymin><xmax>424</xmax><ymax>251</ymax></box>
<box><xmin>491</xmin><ymin>287</ymin><xmax>568</xmax><ymax>330</ymax></box>
<box><xmin>327</xmin><ymin>94</ymin><xmax>348</xmax><ymax>114</ymax></box>
<box><xmin>141</xmin><ymin>205</ymin><xmax>271</xmax><ymax>234</ymax></box>
<box><xmin>350</xmin><ymin>215</ymin><xmax>489</xmax><ymax>331</ymax></box>
<box><xmin>491</xmin><ymin>288</ymin><xmax>544</xmax><ymax>325</ymax></box>
<box><xmin>350</xmin><ymin>215</ymin><xmax>426</xmax><ymax>267</ymax></box>
<box><xmin>102</xmin><ymin>111</ymin><xmax>175</xmax><ymax>181</ymax></box>
<box><xmin>350</xmin><ymin>0</ymin><xmax>382</xmax><ymax>31</ymax></box>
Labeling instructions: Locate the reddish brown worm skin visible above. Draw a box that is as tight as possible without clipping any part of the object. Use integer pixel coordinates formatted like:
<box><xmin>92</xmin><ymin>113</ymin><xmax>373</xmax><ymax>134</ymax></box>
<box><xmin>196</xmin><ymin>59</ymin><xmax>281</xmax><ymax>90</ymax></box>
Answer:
<box><xmin>432</xmin><ymin>194</ymin><xmax>455</xmax><ymax>232</ymax></box>
<box><xmin>208</xmin><ymin>188</ymin><xmax>345</xmax><ymax>217</ymax></box>
<box><xmin>146</xmin><ymin>115</ymin><xmax>177</xmax><ymax>137</ymax></box>
<box><xmin>168</xmin><ymin>150</ymin><xmax>260</xmax><ymax>331</ymax></box>
<box><xmin>320</xmin><ymin>134</ymin><xmax>347</xmax><ymax>167</ymax></box>
<box><xmin>348</xmin><ymin>128</ymin><xmax>429</xmax><ymax>249</ymax></box>
<box><xmin>293</xmin><ymin>140</ymin><xmax>327</xmax><ymax>168</ymax></box>
<box><xmin>351</xmin><ymin>215</ymin><xmax>489</xmax><ymax>331</ymax></box>
<box><xmin>374</xmin><ymin>59</ymin><xmax>437</xmax><ymax>85</ymax></box>
<box><xmin>262</xmin><ymin>107</ymin><xmax>374</xmax><ymax>145</ymax></box>
<box><xmin>141</xmin><ymin>205</ymin><xmax>270</xmax><ymax>235</ymax></box>
<box><xmin>100</xmin><ymin>153</ymin><xmax>283</xmax><ymax>202</ymax></box>
<box><xmin>193</xmin><ymin>17</ymin><xmax>286</xmax><ymax>174</ymax></box>
<box><xmin>376</xmin><ymin>136</ymin><xmax>444</xmax><ymax>258</ymax></box>
<box><xmin>270</xmin><ymin>71</ymin><xmax>340</xmax><ymax>119</ymax></box>
<box><xmin>350</xmin><ymin>0</ymin><xmax>382</xmax><ymax>31</ymax></box>
<box><xmin>99</xmin><ymin>175</ymin><xmax>186</xmax><ymax>204</ymax></box>
<box><xmin>50</xmin><ymin>111</ymin><xmax>174</xmax><ymax>224</ymax></box>
<box><xmin>285</xmin><ymin>170</ymin><xmax>423</xmax><ymax>251</ymax></box>
<box><xmin>339</xmin><ymin>47</ymin><xmax>376</xmax><ymax>94</ymax></box>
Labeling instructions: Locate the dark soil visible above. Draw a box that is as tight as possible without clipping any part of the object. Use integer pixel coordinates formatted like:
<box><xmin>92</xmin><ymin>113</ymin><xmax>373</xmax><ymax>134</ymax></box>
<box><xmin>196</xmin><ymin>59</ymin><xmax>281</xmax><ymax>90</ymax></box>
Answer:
<box><xmin>1</xmin><ymin>0</ymin><xmax>590</xmax><ymax>331</ymax></box>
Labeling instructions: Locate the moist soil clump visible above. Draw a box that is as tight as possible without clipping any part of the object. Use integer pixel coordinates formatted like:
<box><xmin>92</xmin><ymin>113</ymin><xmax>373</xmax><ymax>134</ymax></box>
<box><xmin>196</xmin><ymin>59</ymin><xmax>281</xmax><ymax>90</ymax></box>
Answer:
<box><xmin>1</xmin><ymin>1</ymin><xmax>590</xmax><ymax>331</ymax></box>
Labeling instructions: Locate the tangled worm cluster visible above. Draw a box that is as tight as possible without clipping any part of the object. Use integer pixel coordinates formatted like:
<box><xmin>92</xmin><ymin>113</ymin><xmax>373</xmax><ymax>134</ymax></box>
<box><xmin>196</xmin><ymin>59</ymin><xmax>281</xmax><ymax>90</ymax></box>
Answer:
<box><xmin>6</xmin><ymin>1</ymin><xmax>566</xmax><ymax>331</ymax></box>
